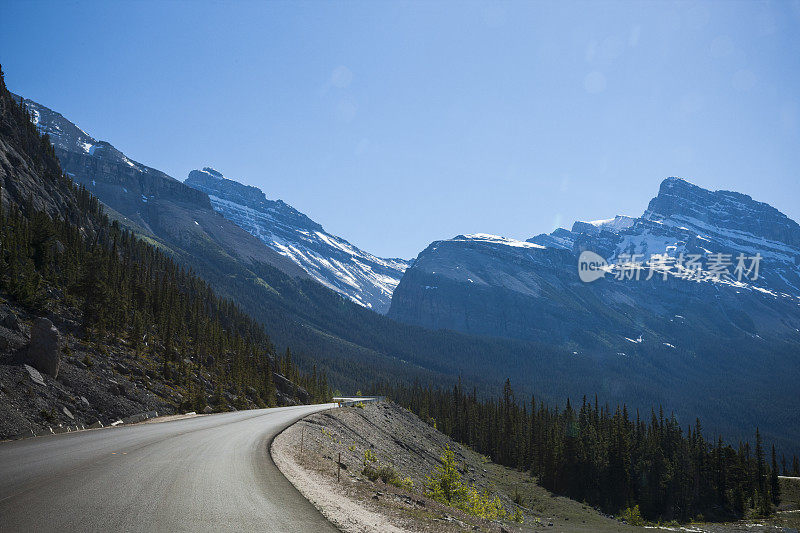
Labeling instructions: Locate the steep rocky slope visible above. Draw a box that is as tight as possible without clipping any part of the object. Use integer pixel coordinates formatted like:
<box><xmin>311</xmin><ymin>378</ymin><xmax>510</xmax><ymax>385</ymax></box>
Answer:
<box><xmin>276</xmin><ymin>404</ymin><xmax>799</xmax><ymax>532</ymax></box>
<box><xmin>0</xmin><ymin>297</ymin><xmax>312</xmax><ymax>440</ymax></box>
<box><xmin>185</xmin><ymin>167</ymin><xmax>408</xmax><ymax>313</ymax></box>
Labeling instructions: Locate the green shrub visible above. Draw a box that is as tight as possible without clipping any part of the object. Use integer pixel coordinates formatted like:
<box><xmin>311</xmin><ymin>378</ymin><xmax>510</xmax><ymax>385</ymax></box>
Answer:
<box><xmin>392</xmin><ymin>476</ymin><xmax>414</xmax><ymax>491</ymax></box>
<box><xmin>425</xmin><ymin>446</ymin><xmax>509</xmax><ymax>520</ymax></box>
<box><xmin>620</xmin><ymin>505</ymin><xmax>645</xmax><ymax>526</ymax></box>
<box><xmin>360</xmin><ymin>449</ymin><xmax>414</xmax><ymax>491</ymax></box>
<box><xmin>363</xmin><ymin>465</ymin><xmax>379</xmax><ymax>481</ymax></box>
<box><xmin>378</xmin><ymin>465</ymin><xmax>400</xmax><ymax>484</ymax></box>
<box><xmin>363</xmin><ymin>448</ymin><xmax>377</xmax><ymax>465</ymax></box>
<box><xmin>362</xmin><ymin>448</ymin><xmax>379</xmax><ymax>480</ymax></box>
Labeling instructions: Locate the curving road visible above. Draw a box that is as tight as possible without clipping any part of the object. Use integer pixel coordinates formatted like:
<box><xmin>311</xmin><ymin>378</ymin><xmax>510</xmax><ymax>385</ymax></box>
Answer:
<box><xmin>0</xmin><ymin>404</ymin><xmax>341</xmax><ymax>532</ymax></box>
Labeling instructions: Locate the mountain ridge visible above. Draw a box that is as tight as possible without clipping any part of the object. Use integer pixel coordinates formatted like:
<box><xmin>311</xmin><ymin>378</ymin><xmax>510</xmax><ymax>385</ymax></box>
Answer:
<box><xmin>185</xmin><ymin>167</ymin><xmax>409</xmax><ymax>313</ymax></box>
<box><xmin>390</xmin><ymin>176</ymin><xmax>800</xmax><ymax>346</ymax></box>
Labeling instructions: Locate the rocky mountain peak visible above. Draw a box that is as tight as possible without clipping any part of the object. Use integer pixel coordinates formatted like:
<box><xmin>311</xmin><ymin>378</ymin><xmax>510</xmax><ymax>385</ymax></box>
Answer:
<box><xmin>392</xmin><ymin>175</ymin><xmax>800</xmax><ymax>348</ymax></box>
<box><xmin>644</xmin><ymin>177</ymin><xmax>800</xmax><ymax>247</ymax></box>
<box><xmin>571</xmin><ymin>215</ymin><xmax>635</xmax><ymax>236</ymax></box>
<box><xmin>202</xmin><ymin>167</ymin><xmax>224</xmax><ymax>178</ymax></box>
<box><xmin>185</xmin><ymin>168</ymin><xmax>322</xmax><ymax>232</ymax></box>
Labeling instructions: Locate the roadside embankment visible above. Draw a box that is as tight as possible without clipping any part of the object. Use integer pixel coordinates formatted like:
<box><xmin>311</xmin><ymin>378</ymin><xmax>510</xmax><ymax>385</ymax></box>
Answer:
<box><xmin>272</xmin><ymin>401</ymin><xmax>638</xmax><ymax>532</ymax></box>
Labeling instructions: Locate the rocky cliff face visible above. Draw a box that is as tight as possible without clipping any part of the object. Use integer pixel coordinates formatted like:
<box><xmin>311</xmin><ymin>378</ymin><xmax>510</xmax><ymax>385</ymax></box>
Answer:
<box><xmin>185</xmin><ymin>168</ymin><xmax>409</xmax><ymax>313</ymax></box>
<box><xmin>645</xmin><ymin>177</ymin><xmax>800</xmax><ymax>248</ymax></box>
<box><xmin>389</xmin><ymin>178</ymin><xmax>800</xmax><ymax>354</ymax></box>
<box><xmin>0</xmin><ymin>98</ymin><xmax>86</xmax><ymax>225</ymax></box>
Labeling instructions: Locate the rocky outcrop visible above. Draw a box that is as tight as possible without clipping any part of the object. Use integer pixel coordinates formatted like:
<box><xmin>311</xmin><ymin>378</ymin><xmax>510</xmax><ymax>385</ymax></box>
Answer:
<box><xmin>185</xmin><ymin>167</ymin><xmax>409</xmax><ymax>313</ymax></box>
<box><xmin>0</xmin><ymin>306</ymin><xmax>21</xmax><ymax>332</ymax></box>
<box><xmin>24</xmin><ymin>317</ymin><xmax>61</xmax><ymax>378</ymax></box>
<box><xmin>273</xmin><ymin>372</ymin><xmax>309</xmax><ymax>404</ymax></box>
<box><xmin>645</xmin><ymin>177</ymin><xmax>800</xmax><ymax>248</ymax></box>
<box><xmin>23</xmin><ymin>364</ymin><xmax>46</xmax><ymax>386</ymax></box>
<box><xmin>0</xmin><ymin>306</ymin><xmax>25</xmax><ymax>352</ymax></box>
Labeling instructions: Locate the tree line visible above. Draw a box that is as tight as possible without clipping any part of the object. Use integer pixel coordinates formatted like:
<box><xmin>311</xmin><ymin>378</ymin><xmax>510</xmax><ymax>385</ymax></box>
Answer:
<box><xmin>371</xmin><ymin>379</ymin><xmax>797</xmax><ymax>523</ymax></box>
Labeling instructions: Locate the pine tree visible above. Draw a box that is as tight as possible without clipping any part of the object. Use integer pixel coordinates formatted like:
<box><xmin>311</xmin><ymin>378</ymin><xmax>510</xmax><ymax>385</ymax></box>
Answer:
<box><xmin>754</xmin><ymin>429</ymin><xmax>770</xmax><ymax>516</ymax></box>
<box><xmin>770</xmin><ymin>445</ymin><xmax>780</xmax><ymax>506</ymax></box>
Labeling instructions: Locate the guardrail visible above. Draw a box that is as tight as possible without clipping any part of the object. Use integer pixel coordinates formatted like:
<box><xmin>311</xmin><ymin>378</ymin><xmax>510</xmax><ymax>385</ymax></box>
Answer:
<box><xmin>332</xmin><ymin>396</ymin><xmax>384</xmax><ymax>407</ymax></box>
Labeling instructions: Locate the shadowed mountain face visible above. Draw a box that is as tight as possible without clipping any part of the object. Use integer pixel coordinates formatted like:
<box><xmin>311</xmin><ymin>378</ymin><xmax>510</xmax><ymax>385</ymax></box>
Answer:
<box><xmin>185</xmin><ymin>168</ymin><xmax>408</xmax><ymax>313</ymax></box>
<box><xmin>390</xmin><ymin>178</ymin><xmax>800</xmax><ymax>353</ymax></box>
<box><xmin>9</xmin><ymin>92</ymin><xmax>446</xmax><ymax>396</ymax></box>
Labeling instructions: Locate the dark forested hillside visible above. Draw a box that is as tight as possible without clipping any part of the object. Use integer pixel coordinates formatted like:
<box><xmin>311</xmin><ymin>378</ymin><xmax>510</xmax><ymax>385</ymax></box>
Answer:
<box><xmin>0</xmin><ymin>65</ymin><xmax>329</xmax><ymax>437</ymax></box>
<box><xmin>376</xmin><ymin>380</ymin><xmax>792</xmax><ymax>523</ymax></box>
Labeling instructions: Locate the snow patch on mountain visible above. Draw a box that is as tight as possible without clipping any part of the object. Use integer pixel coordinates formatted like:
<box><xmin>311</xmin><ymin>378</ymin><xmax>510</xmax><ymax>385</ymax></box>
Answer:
<box><xmin>454</xmin><ymin>233</ymin><xmax>546</xmax><ymax>249</ymax></box>
<box><xmin>186</xmin><ymin>168</ymin><xmax>408</xmax><ymax>313</ymax></box>
<box><xmin>587</xmin><ymin>215</ymin><xmax>635</xmax><ymax>232</ymax></box>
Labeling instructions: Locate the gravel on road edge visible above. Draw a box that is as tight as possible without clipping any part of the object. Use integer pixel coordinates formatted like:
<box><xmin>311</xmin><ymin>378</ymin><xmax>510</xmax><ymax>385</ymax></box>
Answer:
<box><xmin>271</xmin><ymin>407</ymin><xmax>410</xmax><ymax>533</ymax></box>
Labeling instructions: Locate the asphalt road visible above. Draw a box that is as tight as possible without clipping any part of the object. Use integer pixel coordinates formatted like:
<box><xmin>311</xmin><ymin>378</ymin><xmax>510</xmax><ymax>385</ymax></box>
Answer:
<box><xmin>0</xmin><ymin>404</ymin><xmax>341</xmax><ymax>532</ymax></box>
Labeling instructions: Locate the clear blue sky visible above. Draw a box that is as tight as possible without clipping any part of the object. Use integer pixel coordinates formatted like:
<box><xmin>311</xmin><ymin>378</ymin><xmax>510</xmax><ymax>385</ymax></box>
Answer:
<box><xmin>2</xmin><ymin>1</ymin><xmax>799</xmax><ymax>259</ymax></box>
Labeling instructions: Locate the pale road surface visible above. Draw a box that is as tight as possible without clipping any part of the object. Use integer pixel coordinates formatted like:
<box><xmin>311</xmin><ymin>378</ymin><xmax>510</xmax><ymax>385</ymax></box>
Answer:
<box><xmin>0</xmin><ymin>404</ymin><xmax>341</xmax><ymax>533</ymax></box>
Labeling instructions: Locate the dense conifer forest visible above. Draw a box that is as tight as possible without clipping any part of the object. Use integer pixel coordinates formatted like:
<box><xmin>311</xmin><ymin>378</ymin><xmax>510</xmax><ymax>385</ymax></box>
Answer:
<box><xmin>0</xmin><ymin>65</ymin><xmax>330</xmax><ymax>407</ymax></box>
<box><xmin>373</xmin><ymin>379</ymin><xmax>797</xmax><ymax>523</ymax></box>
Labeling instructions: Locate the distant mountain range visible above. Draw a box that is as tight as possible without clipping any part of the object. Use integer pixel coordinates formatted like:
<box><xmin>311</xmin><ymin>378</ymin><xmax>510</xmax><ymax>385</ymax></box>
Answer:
<box><xmin>15</xmin><ymin>94</ymin><xmax>407</xmax><ymax>314</ymax></box>
<box><xmin>9</xmin><ymin>92</ymin><xmax>447</xmax><ymax>397</ymax></box>
<box><xmin>185</xmin><ymin>168</ymin><xmax>408</xmax><ymax>313</ymax></box>
<box><xmin>390</xmin><ymin>177</ymin><xmax>800</xmax><ymax>354</ymax></box>
<box><xmin>11</xmin><ymin>90</ymin><xmax>800</xmax><ymax>455</ymax></box>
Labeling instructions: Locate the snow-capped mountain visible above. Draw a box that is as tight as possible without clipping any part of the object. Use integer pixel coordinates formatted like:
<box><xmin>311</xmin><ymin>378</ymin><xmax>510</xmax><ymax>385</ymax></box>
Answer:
<box><xmin>185</xmin><ymin>168</ymin><xmax>409</xmax><ymax>313</ymax></box>
<box><xmin>389</xmin><ymin>177</ymin><xmax>800</xmax><ymax>352</ymax></box>
<box><xmin>529</xmin><ymin>177</ymin><xmax>800</xmax><ymax>296</ymax></box>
